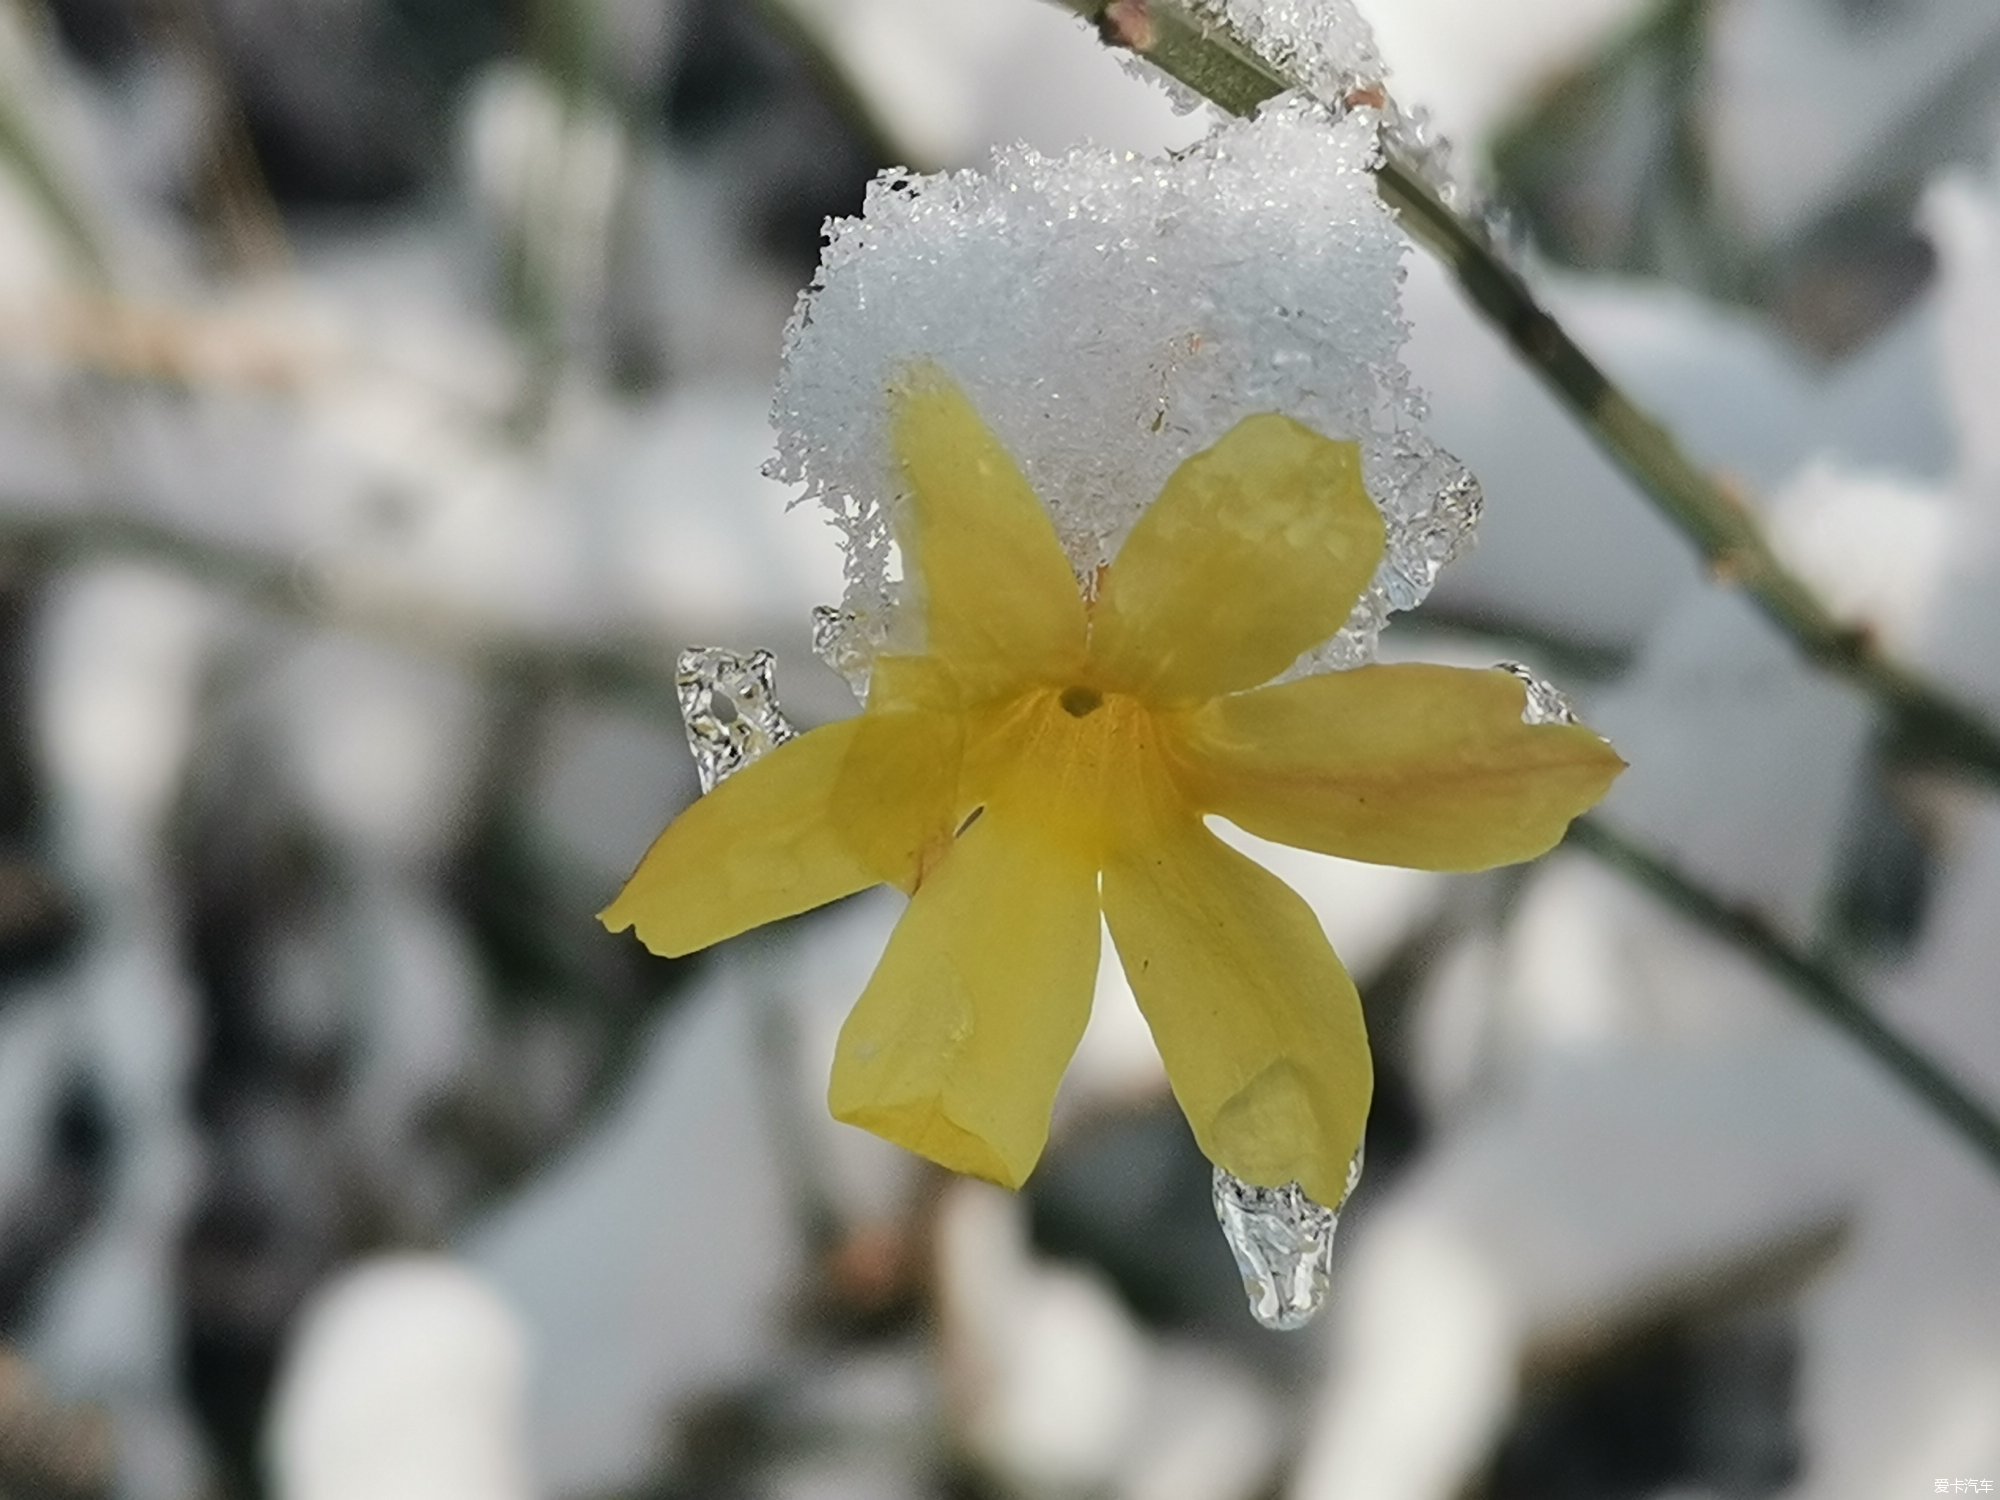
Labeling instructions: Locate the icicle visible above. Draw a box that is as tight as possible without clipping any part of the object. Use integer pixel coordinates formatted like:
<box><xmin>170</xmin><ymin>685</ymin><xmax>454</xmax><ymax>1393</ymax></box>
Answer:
<box><xmin>675</xmin><ymin>647</ymin><xmax>795</xmax><ymax>792</ymax></box>
<box><xmin>1496</xmin><ymin>661</ymin><xmax>1580</xmax><ymax>725</ymax></box>
<box><xmin>1213</xmin><ymin>1144</ymin><xmax>1364</xmax><ymax>1330</ymax></box>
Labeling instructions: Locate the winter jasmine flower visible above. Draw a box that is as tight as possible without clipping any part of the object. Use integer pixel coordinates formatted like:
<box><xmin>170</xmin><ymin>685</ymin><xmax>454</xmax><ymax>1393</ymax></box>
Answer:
<box><xmin>603</xmin><ymin>372</ymin><xmax>1622</xmax><ymax>1205</ymax></box>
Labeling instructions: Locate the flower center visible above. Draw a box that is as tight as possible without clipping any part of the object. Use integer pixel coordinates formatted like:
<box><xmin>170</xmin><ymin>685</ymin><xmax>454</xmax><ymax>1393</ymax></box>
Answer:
<box><xmin>1059</xmin><ymin>685</ymin><xmax>1104</xmax><ymax>718</ymax></box>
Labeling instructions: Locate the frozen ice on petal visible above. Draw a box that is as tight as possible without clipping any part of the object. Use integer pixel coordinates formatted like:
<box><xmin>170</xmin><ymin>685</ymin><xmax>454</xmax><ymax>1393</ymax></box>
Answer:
<box><xmin>810</xmin><ymin>603</ymin><xmax>875</xmax><ymax>700</ymax></box>
<box><xmin>1495</xmin><ymin>661</ymin><xmax>1578</xmax><ymax>726</ymax></box>
<box><xmin>773</xmin><ymin>99</ymin><xmax>1477</xmax><ymax>677</ymax></box>
<box><xmin>1213</xmin><ymin>1145</ymin><xmax>1364</xmax><ymax>1330</ymax></box>
<box><xmin>1381</xmin><ymin>453</ymin><xmax>1482</xmax><ymax>610</ymax></box>
<box><xmin>676</xmin><ymin>647</ymin><xmax>796</xmax><ymax>793</ymax></box>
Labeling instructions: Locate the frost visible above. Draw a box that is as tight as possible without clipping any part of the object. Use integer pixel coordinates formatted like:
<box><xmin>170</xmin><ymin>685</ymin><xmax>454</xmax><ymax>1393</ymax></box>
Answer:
<box><xmin>773</xmin><ymin>98</ymin><xmax>1477</xmax><ymax>683</ymax></box>
<box><xmin>1189</xmin><ymin>0</ymin><xmax>1385</xmax><ymax>105</ymax></box>
<box><xmin>1155</xmin><ymin>2</ymin><xmax>1485</xmax><ymax>221</ymax></box>
<box><xmin>1109</xmin><ymin>0</ymin><xmax>1385</xmax><ymax>121</ymax></box>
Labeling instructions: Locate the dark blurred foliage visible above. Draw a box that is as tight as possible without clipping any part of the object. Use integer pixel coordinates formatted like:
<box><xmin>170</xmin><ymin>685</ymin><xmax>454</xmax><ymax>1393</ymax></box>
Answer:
<box><xmin>664</xmin><ymin>0</ymin><xmax>890</xmax><ymax>266</ymax></box>
<box><xmin>0</xmin><ymin>4</ymin><xmax>888</xmax><ymax>1494</ymax></box>
<box><xmin>1491</xmin><ymin>1310</ymin><xmax>1800</xmax><ymax>1500</ymax></box>
<box><xmin>1486</xmin><ymin>0</ymin><xmax>1995</xmax><ymax>353</ymax></box>
<box><xmin>42</xmin><ymin>0</ymin><xmax>886</xmax><ymax>267</ymax></box>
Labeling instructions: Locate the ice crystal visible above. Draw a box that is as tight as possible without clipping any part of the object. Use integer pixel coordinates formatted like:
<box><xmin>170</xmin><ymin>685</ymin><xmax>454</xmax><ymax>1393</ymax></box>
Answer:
<box><xmin>1213</xmin><ymin>1144</ymin><xmax>1365</xmax><ymax>1330</ymax></box>
<box><xmin>773</xmin><ymin>99</ymin><xmax>1478</xmax><ymax>687</ymax></box>
<box><xmin>1186</xmin><ymin>0</ymin><xmax>1384</xmax><ymax>107</ymax></box>
<box><xmin>1497</xmin><ymin>661</ymin><xmax>1579</xmax><ymax>726</ymax></box>
<box><xmin>676</xmin><ymin>647</ymin><xmax>796</xmax><ymax>792</ymax></box>
<box><xmin>1130</xmin><ymin>1</ymin><xmax>1496</xmax><ymax>245</ymax></box>
<box><xmin>808</xmin><ymin>604</ymin><xmax>874</xmax><ymax>699</ymax></box>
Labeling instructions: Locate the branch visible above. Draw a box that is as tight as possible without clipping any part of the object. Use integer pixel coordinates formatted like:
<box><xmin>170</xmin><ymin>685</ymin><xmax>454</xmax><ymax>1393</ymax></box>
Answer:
<box><xmin>1047</xmin><ymin>0</ymin><xmax>2000</xmax><ymax>1178</ymax></box>
<box><xmin>0</xmin><ymin>1350</ymin><xmax>114</xmax><ymax>1500</ymax></box>
<box><xmin>1047</xmin><ymin>0</ymin><xmax>2000</xmax><ymax>789</ymax></box>
<box><xmin>0</xmin><ymin>507</ymin><xmax>684</xmax><ymax>714</ymax></box>
<box><xmin>0</xmin><ymin>69</ymin><xmax>110</xmax><ymax>284</ymax></box>
<box><xmin>1569</xmin><ymin>817</ymin><xmax>2000</xmax><ymax>1179</ymax></box>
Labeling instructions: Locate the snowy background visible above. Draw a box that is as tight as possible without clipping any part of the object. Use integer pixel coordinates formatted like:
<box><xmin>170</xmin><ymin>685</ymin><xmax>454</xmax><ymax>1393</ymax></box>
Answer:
<box><xmin>0</xmin><ymin>0</ymin><xmax>1996</xmax><ymax>1497</ymax></box>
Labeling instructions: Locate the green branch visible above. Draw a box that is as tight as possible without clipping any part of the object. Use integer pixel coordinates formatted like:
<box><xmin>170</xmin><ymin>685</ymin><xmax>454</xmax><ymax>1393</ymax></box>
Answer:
<box><xmin>0</xmin><ymin>508</ymin><xmax>683</xmax><ymax>713</ymax></box>
<box><xmin>1048</xmin><ymin>0</ymin><xmax>2000</xmax><ymax>788</ymax></box>
<box><xmin>1570</xmin><ymin>817</ymin><xmax>2000</xmax><ymax>1178</ymax></box>
<box><xmin>0</xmin><ymin>79</ymin><xmax>109</xmax><ymax>284</ymax></box>
<box><xmin>1049</xmin><ymin>0</ymin><xmax>2000</xmax><ymax>1178</ymax></box>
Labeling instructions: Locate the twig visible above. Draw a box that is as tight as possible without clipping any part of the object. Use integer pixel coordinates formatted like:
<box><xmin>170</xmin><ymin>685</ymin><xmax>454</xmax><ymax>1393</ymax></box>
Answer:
<box><xmin>1569</xmin><ymin>817</ymin><xmax>2000</xmax><ymax>1179</ymax></box>
<box><xmin>0</xmin><ymin>507</ymin><xmax>684</xmax><ymax>715</ymax></box>
<box><xmin>0</xmin><ymin>1349</ymin><xmax>114</xmax><ymax>1500</ymax></box>
<box><xmin>1044</xmin><ymin>0</ymin><xmax>2000</xmax><ymax>1178</ymax></box>
<box><xmin>753</xmin><ymin>0</ymin><xmax>911</xmax><ymax>170</ymax></box>
<box><xmin>148</xmin><ymin>0</ymin><xmax>293</xmax><ymax>276</ymax></box>
<box><xmin>0</xmin><ymin>66</ymin><xmax>110</xmax><ymax>285</ymax></box>
<box><xmin>1046</xmin><ymin>0</ymin><xmax>2000</xmax><ymax>789</ymax></box>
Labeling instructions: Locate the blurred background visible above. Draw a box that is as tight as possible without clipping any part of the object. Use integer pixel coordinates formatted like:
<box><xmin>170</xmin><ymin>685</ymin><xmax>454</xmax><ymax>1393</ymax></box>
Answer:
<box><xmin>0</xmin><ymin>0</ymin><xmax>1997</xmax><ymax>1497</ymax></box>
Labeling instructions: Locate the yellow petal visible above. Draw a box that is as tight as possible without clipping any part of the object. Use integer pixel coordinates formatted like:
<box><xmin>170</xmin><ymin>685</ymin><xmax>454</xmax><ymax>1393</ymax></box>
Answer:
<box><xmin>1177</xmin><ymin>664</ymin><xmax>1626</xmax><ymax>872</ymax></box>
<box><xmin>828</xmin><ymin>788</ymin><xmax>1101</xmax><ymax>1190</ymax></box>
<box><xmin>1091</xmin><ymin>414</ymin><xmax>1385</xmax><ymax>704</ymax></box>
<box><xmin>600</xmin><ymin>705</ymin><xmax>962</xmax><ymax>957</ymax></box>
<box><xmin>893</xmin><ymin>370</ymin><xmax>1088</xmax><ymax>698</ymax></box>
<box><xmin>1100</xmin><ymin>748</ymin><xmax>1370</xmax><ymax>1207</ymax></box>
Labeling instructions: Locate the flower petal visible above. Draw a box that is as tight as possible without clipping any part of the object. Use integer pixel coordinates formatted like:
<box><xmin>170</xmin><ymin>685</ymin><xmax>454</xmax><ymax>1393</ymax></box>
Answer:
<box><xmin>828</xmin><ymin>797</ymin><xmax>1101</xmax><ymax>1190</ymax></box>
<box><xmin>600</xmin><ymin>706</ymin><xmax>962</xmax><ymax>957</ymax></box>
<box><xmin>1100</xmin><ymin>752</ymin><xmax>1370</xmax><ymax>1207</ymax></box>
<box><xmin>893</xmin><ymin>371</ymin><xmax>1088</xmax><ymax>697</ymax></box>
<box><xmin>1091</xmin><ymin>414</ymin><xmax>1385</xmax><ymax>703</ymax></box>
<box><xmin>1177</xmin><ymin>664</ymin><xmax>1626</xmax><ymax>872</ymax></box>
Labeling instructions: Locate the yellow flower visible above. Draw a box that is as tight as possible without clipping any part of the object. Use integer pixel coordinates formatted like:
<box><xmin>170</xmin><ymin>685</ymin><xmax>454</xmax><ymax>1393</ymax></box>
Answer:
<box><xmin>603</xmin><ymin>373</ymin><xmax>1624</xmax><ymax>1207</ymax></box>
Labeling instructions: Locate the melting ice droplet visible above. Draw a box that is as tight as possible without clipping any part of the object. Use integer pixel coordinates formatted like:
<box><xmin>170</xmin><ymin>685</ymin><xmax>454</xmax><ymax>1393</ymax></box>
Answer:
<box><xmin>1213</xmin><ymin>1146</ymin><xmax>1364</xmax><ymax>1330</ymax></box>
<box><xmin>1496</xmin><ymin>661</ymin><xmax>1578</xmax><ymax>726</ymax></box>
<box><xmin>676</xmin><ymin>646</ymin><xmax>796</xmax><ymax>792</ymax></box>
<box><xmin>809</xmin><ymin>604</ymin><xmax>873</xmax><ymax>700</ymax></box>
